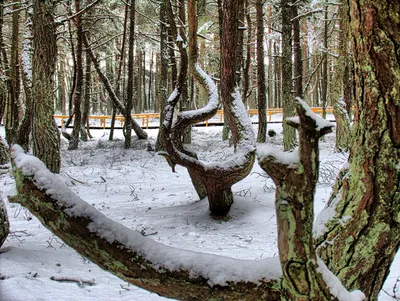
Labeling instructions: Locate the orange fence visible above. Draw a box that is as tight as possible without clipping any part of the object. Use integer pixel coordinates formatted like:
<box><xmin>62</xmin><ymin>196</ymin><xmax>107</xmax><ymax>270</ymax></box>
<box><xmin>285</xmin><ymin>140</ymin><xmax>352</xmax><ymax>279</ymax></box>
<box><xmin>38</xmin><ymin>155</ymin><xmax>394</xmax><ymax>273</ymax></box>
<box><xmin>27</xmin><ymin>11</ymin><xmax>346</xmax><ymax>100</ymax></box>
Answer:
<box><xmin>54</xmin><ymin>107</ymin><xmax>334</xmax><ymax>129</ymax></box>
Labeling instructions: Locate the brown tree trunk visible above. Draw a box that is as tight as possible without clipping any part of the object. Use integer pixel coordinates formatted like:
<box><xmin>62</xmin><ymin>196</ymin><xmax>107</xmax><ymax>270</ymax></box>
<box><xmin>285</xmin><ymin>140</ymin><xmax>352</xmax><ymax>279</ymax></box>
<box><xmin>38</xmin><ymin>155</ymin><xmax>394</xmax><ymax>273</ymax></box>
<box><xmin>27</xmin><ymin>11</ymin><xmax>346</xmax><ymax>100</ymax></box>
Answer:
<box><xmin>17</xmin><ymin>11</ymin><xmax>33</xmax><ymax>151</ymax></box>
<box><xmin>32</xmin><ymin>0</ymin><xmax>60</xmax><ymax>173</ymax></box>
<box><xmin>281</xmin><ymin>0</ymin><xmax>296</xmax><ymax>150</ymax></box>
<box><xmin>155</xmin><ymin>0</ymin><xmax>169</xmax><ymax>152</ymax></box>
<box><xmin>6</xmin><ymin>4</ymin><xmax>21</xmax><ymax>144</ymax></box>
<box><xmin>68</xmin><ymin>0</ymin><xmax>83</xmax><ymax>150</ymax></box>
<box><xmin>124</xmin><ymin>0</ymin><xmax>136</xmax><ymax>149</ymax></box>
<box><xmin>256</xmin><ymin>0</ymin><xmax>267</xmax><ymax>143</ymax></box>
<box><xmin>316</xmin><ymin>1</ymin><xmax>400</xmax><ymax>299</ymax></box>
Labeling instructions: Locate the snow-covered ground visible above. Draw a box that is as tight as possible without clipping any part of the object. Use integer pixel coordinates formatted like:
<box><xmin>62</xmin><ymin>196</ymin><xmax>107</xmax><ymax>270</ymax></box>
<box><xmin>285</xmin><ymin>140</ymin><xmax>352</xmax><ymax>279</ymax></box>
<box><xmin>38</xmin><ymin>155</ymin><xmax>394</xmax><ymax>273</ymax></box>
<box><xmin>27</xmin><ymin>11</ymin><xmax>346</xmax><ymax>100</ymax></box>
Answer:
<box><xmin>0</xmin><ymin>123</ymin><xmax>399</xmax><ymax>301</ymax></box>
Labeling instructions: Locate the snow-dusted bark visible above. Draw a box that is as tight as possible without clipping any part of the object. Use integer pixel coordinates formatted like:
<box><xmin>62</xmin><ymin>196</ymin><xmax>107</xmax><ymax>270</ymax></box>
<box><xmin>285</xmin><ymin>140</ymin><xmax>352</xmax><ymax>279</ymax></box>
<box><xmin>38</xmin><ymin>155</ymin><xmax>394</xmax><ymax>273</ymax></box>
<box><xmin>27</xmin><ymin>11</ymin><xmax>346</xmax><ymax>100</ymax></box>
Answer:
<box><xmin>257</xmin><ymin>98</ymin><xmax>364</xmax><ymax>300</ymax></box>
<box><xmin>11</xmin><ymin>145</ymin><xmax>284</xmax><ymax>301</ymax></box>
<box><xmin>163</xmin><ymin>0</ymin><xmax>255</xmax><ymax>217</ymax></box>
<box><xmin>315</xmin><ymin>0</ymin><xmax>400</xmax><ymax>298</ymax></box>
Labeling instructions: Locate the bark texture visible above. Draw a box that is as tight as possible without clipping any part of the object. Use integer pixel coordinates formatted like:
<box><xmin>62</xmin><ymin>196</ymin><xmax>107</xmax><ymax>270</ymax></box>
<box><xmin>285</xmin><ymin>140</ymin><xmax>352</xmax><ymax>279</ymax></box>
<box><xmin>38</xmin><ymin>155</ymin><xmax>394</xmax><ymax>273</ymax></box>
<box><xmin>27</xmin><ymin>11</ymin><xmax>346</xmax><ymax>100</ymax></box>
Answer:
<box><xmin>32</xmin><ymin>0</ymin><xmax>60</xmax><ymax>173</ymax></box>
<box><xmin>0</xmin><ymin>197</ymin><xmax>8</xmax><ymax>247</ymax></box>
<box><xmin>258</xmin><ymin>99</ymin><xmax>338</xmax><ymax>300</ymax></box>
<box><xmin>316</xmin><ymin>1</ymin><xmax>400</xmax><ymax>299</ymax></box>
<box><xmin>281</xmin><ymin>0</ymin><xmax>296</xmax><ymax>151</ymax></box>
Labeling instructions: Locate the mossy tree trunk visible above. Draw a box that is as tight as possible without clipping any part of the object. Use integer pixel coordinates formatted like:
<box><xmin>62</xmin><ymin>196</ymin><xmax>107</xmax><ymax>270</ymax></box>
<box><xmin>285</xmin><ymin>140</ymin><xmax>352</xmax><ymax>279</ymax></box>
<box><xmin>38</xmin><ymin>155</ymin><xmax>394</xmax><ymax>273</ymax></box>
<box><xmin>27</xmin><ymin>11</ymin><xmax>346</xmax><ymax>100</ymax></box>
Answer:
<box><xmin>0</xmin><ymin>197</ymin><xmax>8</xmax><ymax>248</ymax></box>
<box><xmin>316</xmin><ymin>0</ymin><xmax>400</xmax><ymax>299</ymax></box>
<box><xmin>32</xmin><ymin>0</ymin><xmax>60</xmax><ymax>173</ymax></box>
<box><xmin>258</xmin><ymin>99</ymin><xmax>338</xmax><ymax>300</ymax></box>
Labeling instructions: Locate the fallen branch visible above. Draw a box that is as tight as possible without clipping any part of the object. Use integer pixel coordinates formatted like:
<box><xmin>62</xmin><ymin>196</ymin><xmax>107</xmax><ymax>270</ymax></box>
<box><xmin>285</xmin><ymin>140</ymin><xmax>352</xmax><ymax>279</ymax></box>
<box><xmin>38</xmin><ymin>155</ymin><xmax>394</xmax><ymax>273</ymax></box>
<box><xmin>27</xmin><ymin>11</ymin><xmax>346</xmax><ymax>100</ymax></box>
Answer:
<box><xmin>50</xmin><ymin>276</ymin><xmax>96</xmax><ymax>287</ymax></box>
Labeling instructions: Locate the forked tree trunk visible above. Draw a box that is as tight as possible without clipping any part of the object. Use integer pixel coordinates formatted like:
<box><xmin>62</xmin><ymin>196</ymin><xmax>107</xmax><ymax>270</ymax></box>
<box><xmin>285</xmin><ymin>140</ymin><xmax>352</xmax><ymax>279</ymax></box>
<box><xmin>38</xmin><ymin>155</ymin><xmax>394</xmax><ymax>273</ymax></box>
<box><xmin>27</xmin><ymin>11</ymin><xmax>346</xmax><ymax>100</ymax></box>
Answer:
<box><xmin>162</xmin><ymin>0</ymin><xmax>255</xmax><ymax>217</ymax></box>
<box><xmin>316</xmin><ymin>0</ymin><xmax>400</xmax><ymax>299</ymax></box>
<box><xmin>258</xmin><ymin>99</ymin><xmax>342</xmax><ymax>300</ymax></box>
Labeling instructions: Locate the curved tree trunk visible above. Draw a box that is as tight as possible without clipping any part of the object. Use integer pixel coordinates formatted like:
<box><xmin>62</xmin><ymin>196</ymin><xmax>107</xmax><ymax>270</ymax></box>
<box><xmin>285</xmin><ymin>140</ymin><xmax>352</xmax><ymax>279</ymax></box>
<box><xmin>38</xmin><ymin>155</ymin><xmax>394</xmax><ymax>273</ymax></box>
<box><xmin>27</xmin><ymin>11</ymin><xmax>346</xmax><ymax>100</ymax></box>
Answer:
<box><xmin>163</xmin><ymin>0</ymin><xmax>255</xmax><ymax>217</ymax></box>
<box><xmin>11</xmin><ymin>145</ymin><xmax>282</xmax><ymax>301</ymax></box>
<box><xmin>316</xmin><ymin>0</ymin><xmax>400</xmax><ymax>299</ymax></box>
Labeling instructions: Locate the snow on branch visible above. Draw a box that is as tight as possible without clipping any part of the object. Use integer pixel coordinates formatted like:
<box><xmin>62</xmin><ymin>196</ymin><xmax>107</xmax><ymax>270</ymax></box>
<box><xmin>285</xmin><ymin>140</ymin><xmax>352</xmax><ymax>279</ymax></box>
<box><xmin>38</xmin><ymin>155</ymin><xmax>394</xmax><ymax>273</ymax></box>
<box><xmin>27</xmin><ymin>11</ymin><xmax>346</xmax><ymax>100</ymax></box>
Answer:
<box><xmin>11</xmin><ymin>145</ymin><xmax>282</xmax><ymax>292</ymax></box>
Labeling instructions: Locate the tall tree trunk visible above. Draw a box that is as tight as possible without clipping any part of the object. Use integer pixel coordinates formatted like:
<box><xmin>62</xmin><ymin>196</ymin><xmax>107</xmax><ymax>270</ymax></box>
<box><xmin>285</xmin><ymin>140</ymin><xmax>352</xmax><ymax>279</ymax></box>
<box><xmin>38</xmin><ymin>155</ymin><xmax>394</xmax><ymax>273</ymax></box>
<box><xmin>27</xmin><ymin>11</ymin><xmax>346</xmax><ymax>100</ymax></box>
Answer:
<box><xmin>17</xmin><ymin>11</ymin><xmax>34</xmax><ymax>151</ymax></box>
<box><xmin>281</xmin><ymin>0</ymin><xmax>296</xmax><ymax>150</ymax></box>
<box><xmin>320</xmin><ymin>7</ymin><xmax>328</xmax><ymax>119</ymax></box>
<box><xmin>32</xmin><ymin>0</ymin><xmax>60</xmax><ymax>173</ymax></box>
<box><xmin>256</xmin><ymin>0</ymin><xmax>267</xmax><ymax>143</ymax></box>
<box><xmin>0</xmin><ymin>0</ymin><xmax>6</xmax><ymax>123</ymax></box>
<box><xmin>155</xmin><ymin>0</ymin><xmax>169</xmax><ymax>152</ymax></box>
<box><xmin>316</xmin><ymin>0</ymin><xmax>400</xmax><ymax>299</ymax></box>
<box><xmin>68</xmin><ymin>0</ymin><xmax>84</xmax><ymax>150</ymax></box>
<box><xmin>124</xmin><ymin>0</ymin><xmax>136</xmax><ymax>149</ymax></box>
<box><xmin>332</xmin><ymin>0</ymin><xmax>351</xmax><ymax>152</ymax></box>
<box><xmin>80</xmin><ymin>48</ymin><xmax>92</xmax><ymax>141</ymax></box>
<box><xmin>6</xmin><ymin>4</ymin><xmax>21</xmax><ymax>144</ymax></box>
<box><xmin>292</xmin><ymin>3</ymin><xmax>302</xmax><ymax>99</ymax></box>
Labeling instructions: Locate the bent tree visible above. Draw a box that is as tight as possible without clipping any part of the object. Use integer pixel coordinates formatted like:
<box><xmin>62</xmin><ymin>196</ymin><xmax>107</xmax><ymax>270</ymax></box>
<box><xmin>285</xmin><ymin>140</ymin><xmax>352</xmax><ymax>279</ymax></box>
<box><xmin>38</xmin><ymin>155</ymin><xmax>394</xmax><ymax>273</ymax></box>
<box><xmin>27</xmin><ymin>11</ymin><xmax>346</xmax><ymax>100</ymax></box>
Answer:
<box><xmin>163</xmin><ymin>0</ymin><xmax>255</xmax><ymax>217</ymax></box>
<box><xmin>5</xmin><ymin>0</ymin><xmax>400</xmax><ymax>300</ymax></box>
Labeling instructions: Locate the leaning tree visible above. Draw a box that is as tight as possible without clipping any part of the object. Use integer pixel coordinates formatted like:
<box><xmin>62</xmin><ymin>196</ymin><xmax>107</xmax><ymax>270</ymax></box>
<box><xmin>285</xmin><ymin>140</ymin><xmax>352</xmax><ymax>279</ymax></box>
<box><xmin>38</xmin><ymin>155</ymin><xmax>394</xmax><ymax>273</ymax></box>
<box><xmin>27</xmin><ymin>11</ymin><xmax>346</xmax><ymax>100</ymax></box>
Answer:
<box><xmin>4</xmin><ymin>0</ymin><xmax>400</xmax><ymax>300</ymax></box>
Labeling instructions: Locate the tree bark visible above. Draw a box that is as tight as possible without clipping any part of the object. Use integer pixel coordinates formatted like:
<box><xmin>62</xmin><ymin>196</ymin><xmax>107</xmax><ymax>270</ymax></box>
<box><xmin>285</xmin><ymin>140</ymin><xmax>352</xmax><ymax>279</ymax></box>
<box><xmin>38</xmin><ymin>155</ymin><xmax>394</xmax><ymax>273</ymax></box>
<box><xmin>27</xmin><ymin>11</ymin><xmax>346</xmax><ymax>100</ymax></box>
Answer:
<box><xmin>124</xmin><ymin>0</ymin><xmax>136</xmax><ymax>149</ymax></box>
<box><xmin>256</xmin><ymin>0</ymin><xmax>267</xmax><ymax>143</ymax></box>
<box><xmin>68</xmin><ymin>0</ymin><xmax>84</xmax><ymax>150</ymax></box>
<box><xmin>259</xmin><ymin>99</ymin><xmax>339</xmax><ymax>300</ymax></box>
<box><xmin>316</xmin><ymin>0</ymin><xmax>400</xmax><ymax>299</ymax></box>
<box><xmin>281</xmin><ymin>0</ymin><xmax>296</xmax><ymax>151</ymax></box>
<box><xmin>17</xmin><ymin>11</ymin><xmax>34</xmax><ymax>151</ymax></box>
<box><xmin>0</xmin><ymin>196</ymin><xmax>8</xmax><ymax>248</ymax></box>
<box><xmin>155</xmin><ymin>0</ymin><xmax>169</xmax><ymax>152</ymax></box>
<box><xmin>10</xmin><ymin>149</ymin><xmax>281</xmax><ymax>300</ymax></box>
<box><xmin>32</xmin><ymin>0</ymin><xmax>61</xmax><ymax>173</ymax></box>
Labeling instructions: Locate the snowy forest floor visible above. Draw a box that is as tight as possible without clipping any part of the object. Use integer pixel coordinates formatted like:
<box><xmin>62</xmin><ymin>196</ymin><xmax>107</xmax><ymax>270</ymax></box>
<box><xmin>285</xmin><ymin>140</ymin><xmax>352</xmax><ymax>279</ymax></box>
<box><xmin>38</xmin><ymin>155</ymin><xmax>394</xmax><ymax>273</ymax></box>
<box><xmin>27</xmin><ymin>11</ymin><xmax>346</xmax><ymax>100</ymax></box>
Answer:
<box><xmin>1</xmin><ymin>123</ymin><xmax>399</xmax><ymax>301</ymax></box>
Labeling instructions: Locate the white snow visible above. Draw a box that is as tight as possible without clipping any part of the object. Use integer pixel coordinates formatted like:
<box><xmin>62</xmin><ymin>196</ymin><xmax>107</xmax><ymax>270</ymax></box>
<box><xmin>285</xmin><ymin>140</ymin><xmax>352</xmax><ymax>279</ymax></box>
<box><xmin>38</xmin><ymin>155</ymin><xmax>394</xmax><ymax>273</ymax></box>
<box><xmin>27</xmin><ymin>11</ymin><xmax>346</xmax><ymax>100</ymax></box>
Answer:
<box><xmin>257</xmin><ymin>145</ymin><xmax>299</xmax><ymax>168</ymax></box>
<box><xmin>317</xmin><ymin>257</ymin><xmax>366</xmax><ymax>301</ymax></box>
<box><xmin>1</xmin><ymin>123</ymin><xmax>398</xmax><ymax>301</ymax></box>
<box><xmin>296</xmin><ymin>97</ymin><xmax>334</xmax><ymax>130</ymax></box>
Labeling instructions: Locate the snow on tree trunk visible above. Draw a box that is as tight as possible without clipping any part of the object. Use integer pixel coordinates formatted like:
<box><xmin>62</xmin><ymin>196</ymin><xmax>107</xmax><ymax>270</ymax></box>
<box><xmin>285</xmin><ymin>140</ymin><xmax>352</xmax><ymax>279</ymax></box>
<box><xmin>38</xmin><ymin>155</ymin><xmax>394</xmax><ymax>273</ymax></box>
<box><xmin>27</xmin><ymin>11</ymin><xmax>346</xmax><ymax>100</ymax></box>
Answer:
<box><xmin>163</xmin><ymin>0</ymin><xmax>255</xmax><ymax>217</ymax></box>
<box><xmin>257</xmin><ymin>98</ymin><xmax>356</xmax><ymax>300</ymax></box>
<box><xmin>315</xmin><ymin>0</ymin><xmax>400</xmax><ymax>299</ymax></box>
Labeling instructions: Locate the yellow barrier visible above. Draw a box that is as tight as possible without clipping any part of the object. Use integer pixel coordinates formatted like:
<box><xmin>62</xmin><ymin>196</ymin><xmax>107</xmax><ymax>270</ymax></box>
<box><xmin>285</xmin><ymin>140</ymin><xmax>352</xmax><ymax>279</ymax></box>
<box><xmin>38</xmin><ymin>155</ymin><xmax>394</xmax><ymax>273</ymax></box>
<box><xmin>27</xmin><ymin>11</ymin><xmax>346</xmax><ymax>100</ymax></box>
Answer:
<box><xmin>54</xmin><ymin>107</ymin><xmax>334</xmax><ymax>129</ymax></box>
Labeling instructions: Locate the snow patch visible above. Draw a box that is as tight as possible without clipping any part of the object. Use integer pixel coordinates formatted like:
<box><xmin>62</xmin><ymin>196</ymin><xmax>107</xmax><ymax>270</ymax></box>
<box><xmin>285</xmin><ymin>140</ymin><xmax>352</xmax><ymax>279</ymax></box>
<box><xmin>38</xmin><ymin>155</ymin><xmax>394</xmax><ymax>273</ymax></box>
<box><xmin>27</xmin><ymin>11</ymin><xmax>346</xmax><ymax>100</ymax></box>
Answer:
<box><xmin>317</xmin><ymin>258</ymin><xmax>366</xmax><ymax>301</ymax></box>
<box><xmin>296</xmin><ymin>97</ymin><xmax>334</xmax><ymax>130</ymax></box>
<box><xmin>257</xmin><ymin>145</ymin><xmax>299</xmax><ymax>168</ymax></box>
<box><xmin>11</xmin><ymin>145</ymin><xmax>282</xmax><ymax>286</ymax></box>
